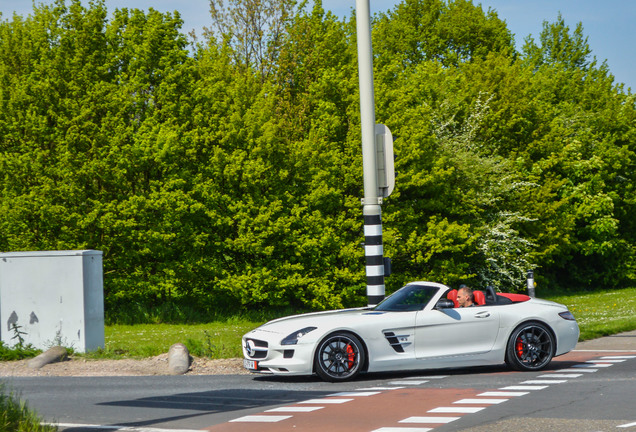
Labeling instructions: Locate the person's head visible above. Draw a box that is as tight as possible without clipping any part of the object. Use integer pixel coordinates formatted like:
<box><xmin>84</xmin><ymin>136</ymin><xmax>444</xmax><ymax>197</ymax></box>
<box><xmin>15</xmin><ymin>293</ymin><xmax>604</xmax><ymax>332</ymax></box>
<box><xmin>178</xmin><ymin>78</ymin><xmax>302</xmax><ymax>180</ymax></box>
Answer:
<box><xmin>457</xmin><ymin>286</ymin><xmax>474</xmax><ymax>307</ymax></box>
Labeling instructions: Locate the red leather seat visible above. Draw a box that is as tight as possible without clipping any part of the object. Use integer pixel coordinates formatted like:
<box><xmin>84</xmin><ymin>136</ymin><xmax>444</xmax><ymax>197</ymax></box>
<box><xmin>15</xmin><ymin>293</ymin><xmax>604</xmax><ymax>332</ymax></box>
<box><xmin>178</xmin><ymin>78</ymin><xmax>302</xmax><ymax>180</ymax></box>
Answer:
<box><xmin>473</xmin><ymin>290</ymin><xmax>486</xmax><ymax>306</ymax></box>
<box><xmin>447</xmin><ymin>289</ymin><xmax>458</xmax><ymax>308</ymax></box>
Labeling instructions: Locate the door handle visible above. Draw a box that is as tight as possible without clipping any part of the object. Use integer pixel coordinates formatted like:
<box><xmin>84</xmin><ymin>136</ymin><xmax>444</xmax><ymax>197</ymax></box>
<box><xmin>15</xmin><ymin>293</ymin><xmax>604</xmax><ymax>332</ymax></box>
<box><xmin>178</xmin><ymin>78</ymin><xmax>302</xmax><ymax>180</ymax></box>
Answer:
<box><xmin>475</xmin><ymin>311</ymin><xmax>490</xmax><ymax>318</ymax></box>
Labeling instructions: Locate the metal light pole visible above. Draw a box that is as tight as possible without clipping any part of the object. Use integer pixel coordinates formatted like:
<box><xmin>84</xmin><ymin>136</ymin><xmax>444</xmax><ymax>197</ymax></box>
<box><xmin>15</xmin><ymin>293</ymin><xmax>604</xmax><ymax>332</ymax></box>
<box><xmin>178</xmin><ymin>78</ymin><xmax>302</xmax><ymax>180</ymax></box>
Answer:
<box><xmin>356</xmin><ymin>0</ymin><xmax>385</xmax><ymax>306</ymax></box>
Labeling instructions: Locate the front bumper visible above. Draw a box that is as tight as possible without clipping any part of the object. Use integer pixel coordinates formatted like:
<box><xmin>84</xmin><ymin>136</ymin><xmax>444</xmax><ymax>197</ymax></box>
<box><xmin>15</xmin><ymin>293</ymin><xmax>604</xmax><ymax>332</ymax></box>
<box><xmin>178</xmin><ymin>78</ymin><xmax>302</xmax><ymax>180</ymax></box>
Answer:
<box><xmin>242</xmin><ymin>330</ymin><xmax>316</xmax><ymax>376</ymax></box>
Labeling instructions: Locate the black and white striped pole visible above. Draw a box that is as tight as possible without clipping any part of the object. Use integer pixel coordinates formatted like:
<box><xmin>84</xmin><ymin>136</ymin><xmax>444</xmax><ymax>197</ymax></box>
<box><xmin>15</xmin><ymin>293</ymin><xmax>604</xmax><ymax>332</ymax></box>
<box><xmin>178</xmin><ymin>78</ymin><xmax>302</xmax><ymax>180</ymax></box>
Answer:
<box><xmin>527</xmin><ymin>270</ymin><xmax>536</xmax><ymax>298</ymax></box>
<box><xmin>356</xmin><ymin>0</ymin><xmax>395</xmax><ymax>306</ymax></box>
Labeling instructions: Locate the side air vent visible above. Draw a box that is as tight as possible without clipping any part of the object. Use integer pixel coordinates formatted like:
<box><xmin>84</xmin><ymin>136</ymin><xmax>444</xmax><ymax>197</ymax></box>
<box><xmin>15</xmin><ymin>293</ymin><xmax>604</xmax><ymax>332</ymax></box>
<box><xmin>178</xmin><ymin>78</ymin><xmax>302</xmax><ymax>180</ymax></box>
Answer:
<box><xmin>384</xmin><ymin>331</ymin><xmax>411</xmax><ymax>353</ymax></box>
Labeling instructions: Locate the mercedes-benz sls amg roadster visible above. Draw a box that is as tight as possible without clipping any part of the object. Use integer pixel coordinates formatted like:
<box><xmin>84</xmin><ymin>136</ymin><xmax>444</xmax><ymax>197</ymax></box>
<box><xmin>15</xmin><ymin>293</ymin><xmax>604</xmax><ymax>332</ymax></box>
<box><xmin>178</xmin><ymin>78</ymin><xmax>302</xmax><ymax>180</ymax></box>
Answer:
<box><xmin>242</xmin><ymin>282</ymin><xmax>579</xmax><ymax>382</ymax></box>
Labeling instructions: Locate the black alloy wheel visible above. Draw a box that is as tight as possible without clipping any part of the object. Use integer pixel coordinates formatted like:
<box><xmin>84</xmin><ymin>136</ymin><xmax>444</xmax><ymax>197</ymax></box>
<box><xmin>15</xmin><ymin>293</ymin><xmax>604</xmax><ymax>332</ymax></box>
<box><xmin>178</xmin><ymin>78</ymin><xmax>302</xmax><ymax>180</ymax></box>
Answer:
<box><xmin>314</xmin><ymin>332</ymin><xmax>365</xmax><ymax>382</ymax></box>
<box><xmin>506</xmin><ymin>321</ymin><xmax>555</xmax><ymax>371</ymax></box>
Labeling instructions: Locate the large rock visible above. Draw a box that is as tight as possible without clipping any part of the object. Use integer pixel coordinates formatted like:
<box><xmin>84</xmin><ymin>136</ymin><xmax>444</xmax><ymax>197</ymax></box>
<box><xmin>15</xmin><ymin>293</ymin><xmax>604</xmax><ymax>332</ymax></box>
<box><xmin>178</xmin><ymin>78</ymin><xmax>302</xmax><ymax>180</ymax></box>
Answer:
<box><xmin>168</xmin><ymin>343</ymin><xmax>191</xmax><ymax>375</ymax></box>
<box><xmin>27</xmin><ymin>346</ymin><xmax>68</xmax><ymax>369</ymax></box>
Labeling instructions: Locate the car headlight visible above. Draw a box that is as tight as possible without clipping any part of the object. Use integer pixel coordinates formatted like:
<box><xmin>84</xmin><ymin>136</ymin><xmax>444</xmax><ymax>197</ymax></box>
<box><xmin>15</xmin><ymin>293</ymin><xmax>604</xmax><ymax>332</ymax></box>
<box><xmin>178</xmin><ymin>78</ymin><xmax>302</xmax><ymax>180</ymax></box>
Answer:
<box><xmin>559</xmin><ymin>311</ymin><xmax>576</xmax><ymax>321</ymax></box>
<box><xmin>281</xmin><ymin>327</ymin><xmax>317</xmax><ymax>345</ymax></box>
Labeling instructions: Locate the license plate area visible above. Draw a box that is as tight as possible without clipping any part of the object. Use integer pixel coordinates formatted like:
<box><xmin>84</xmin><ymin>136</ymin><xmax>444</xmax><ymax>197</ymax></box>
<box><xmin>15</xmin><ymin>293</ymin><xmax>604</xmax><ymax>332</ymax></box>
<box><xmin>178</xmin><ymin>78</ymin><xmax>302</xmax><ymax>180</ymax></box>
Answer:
<box><xmin>243</xmin><ymin>359</ymin><xmax>258</xmax><ymax>370</ymax></box>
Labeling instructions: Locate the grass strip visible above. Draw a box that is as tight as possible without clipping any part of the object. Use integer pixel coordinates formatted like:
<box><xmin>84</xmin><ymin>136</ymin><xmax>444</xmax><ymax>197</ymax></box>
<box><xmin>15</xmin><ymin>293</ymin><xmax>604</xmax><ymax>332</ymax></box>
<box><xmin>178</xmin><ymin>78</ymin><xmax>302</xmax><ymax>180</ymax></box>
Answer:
<box><xmin>0</xmin><ymin>385</ymin><xmax>57</xmax><ymax>432</ymax></box>
<box><xmin>94</xmin><ymin>320</ymin><xmax>258</xmax><ymax>359</ymax></box>
<box><xmin>544</xmin><ymin>287</ymin><xmax>636</xmax><ymax>341</ymax></box>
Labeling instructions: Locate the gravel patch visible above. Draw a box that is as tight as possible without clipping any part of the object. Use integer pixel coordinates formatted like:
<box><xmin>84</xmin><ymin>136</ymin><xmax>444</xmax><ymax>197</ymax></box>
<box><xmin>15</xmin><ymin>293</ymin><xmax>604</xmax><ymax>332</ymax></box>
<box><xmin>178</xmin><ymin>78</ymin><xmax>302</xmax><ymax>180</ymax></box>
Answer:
<box><xmin>0</xmin><ymin>355</ymin><xmax>249</xmax><ymax>377</ymax></box>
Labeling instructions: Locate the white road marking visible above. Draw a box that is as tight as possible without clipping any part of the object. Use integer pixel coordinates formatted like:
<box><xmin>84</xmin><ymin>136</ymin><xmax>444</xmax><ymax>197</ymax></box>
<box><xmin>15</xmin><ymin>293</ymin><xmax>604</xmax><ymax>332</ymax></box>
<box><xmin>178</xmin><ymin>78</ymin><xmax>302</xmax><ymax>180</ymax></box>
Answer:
<box><xmin>478</xmin><ymin>391</ymin><xmax>529</xmax><ymax>397</ymax></box>
<box><xmin>233</xmin><ymin>352</ymin><xmax>634</xmax><ymax>430</ymax></box>
<box><xmin>429</xmin><ymin>406</ymin><xmax>485</xmax><ymax>414</ymax></box>
<box><xmin>521</xmin><ymin>380</ymin><xmax>568</xmax><ymax>384</ymax></box>
<box><xmin>539</xmin><ymin>373</ymin><xmax>582</xmax><ymax>378</ymax></box>
<box><xmin>403</xmin><ymin>375</ymin><xmax>448</xmax><ymax>379</ymax></box>
<box><xmin>577</xmin><ymin>362</ymin><xmax>613</xmax><ymax>368</ymax></box>
<box><xmin>358</xmin><ymin>386</ymin><xmax>406</xmax><ymax>390</ymax></box>
<box><xmin>453</xmin><ymin>398</ymin><xmax>508</xmax><ymax>404</ymax></box>
<box><xmin>558</xmin><ymin>368</ymin><xmax>598</xmax><ymax>373</ymax></box>
<box><xmin>298</xmin><ymin>398</ymin><xmax>353</xmax><ymax>404</ymax></box>
<box><xmin>500</xmin><ymin>385</ymin><xmax>549</xmax><ymax>391</ymax></box>
<box><xmin>266</xmin><ymin>406</ymin><xmax>323</xmax><ymax>412</ymax></box>
<box><xmin>389</xmin><ymin>380</ymin><xmax>429</xmax><ymax>385</ymax></box>
<box><xmin>328</xmin><ymin>391</ymin><xmax>382</xmax><ymax>397</ymax></box>
<box><xmin>400</xmin><ymin>416</ymin><xmax>460</xmax><ymax>424</ymax></box>
<box><xmin>230</xmin><ymin>415</ymin><xmax>292</xmax><ymax>423</ymax></box>
<box><xmin>371</xmin><ymin>427</ymin><xmax>433</xmax><ymax>432</ymax></box>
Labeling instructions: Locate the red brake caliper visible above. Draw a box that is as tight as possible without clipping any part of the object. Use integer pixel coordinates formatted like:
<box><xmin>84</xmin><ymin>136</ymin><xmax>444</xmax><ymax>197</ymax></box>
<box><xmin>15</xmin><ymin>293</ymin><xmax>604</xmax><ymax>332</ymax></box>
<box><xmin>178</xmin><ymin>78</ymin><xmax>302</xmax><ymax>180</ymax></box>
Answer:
<box><xmin>346</xmin><ymin>344</ymin><xmax>355</xmax><ymax>369</ymax></box>
<box><xmin>516</xmin><ymin>337</ymin><xmax>525</xmax><ymax>358</ymax></box>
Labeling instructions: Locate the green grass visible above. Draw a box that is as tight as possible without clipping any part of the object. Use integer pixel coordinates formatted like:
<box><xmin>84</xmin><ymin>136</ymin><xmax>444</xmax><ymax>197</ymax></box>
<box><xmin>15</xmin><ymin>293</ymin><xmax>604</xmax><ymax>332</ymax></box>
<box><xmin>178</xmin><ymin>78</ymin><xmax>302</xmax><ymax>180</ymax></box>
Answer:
<box><xmin>544</xmin><ymin>287</ymin><xmax>636</xmax><ymax>341</ymax></box>
<box><xmin>89</xmin><ymin>319</ymin><xmax>261</xmax><ymax>359</ymax></box>
<box><xmin>0</xmin><ymin>385</ymin><xmax>57</xmax><ymax>432</ymax></box>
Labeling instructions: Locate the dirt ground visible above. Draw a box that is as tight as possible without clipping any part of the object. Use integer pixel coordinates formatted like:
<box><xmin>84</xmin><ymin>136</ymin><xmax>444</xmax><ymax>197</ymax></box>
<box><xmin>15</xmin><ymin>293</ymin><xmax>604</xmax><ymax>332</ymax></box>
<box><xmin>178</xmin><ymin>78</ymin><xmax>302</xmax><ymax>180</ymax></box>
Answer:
<box><xmin>0</xmin><ymin>354</ymin><xmax>249</xmax><ymax>377</ymax></box>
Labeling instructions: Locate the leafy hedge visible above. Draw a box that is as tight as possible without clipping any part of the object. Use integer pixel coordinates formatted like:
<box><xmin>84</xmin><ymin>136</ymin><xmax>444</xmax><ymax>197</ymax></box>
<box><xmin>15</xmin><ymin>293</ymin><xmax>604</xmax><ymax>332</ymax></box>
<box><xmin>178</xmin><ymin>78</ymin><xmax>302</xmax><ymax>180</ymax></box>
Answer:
<box><xmin>1</xmin><ymin>0</ymin><xmax>634</xmax><ymax>318</ymax></box>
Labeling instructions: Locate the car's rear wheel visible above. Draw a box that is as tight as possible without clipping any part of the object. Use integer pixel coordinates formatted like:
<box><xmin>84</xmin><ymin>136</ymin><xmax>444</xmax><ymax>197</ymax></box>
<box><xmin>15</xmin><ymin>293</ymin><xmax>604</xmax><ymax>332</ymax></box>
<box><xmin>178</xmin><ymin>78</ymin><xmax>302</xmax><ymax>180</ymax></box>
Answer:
<box><xmin>314</xmin><ymin>332</ymin><xmax>365</xmax><ymax>382</ymax></box>
<box><xmin>506</xmin><ymin>321</ymin><xmax>555</xmax><ymax>371</ymax></box>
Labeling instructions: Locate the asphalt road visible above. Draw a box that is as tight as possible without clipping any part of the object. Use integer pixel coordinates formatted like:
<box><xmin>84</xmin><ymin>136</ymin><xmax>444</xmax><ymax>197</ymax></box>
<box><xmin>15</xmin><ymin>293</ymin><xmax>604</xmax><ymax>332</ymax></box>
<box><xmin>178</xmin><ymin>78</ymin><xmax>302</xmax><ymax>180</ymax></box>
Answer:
<box><xmin>3</xmin><ymin>331</ymin><xmax>636</xmax><ymax>432</ymax></box>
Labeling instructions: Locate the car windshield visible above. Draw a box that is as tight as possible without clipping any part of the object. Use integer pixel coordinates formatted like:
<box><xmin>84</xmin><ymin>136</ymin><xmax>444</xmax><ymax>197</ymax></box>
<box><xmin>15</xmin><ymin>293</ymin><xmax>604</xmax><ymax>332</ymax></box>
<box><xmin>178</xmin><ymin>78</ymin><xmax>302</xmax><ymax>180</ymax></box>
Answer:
<box><xmin>374</xmin><ymin>284</ymin><xmax>439</xmax><ymax>312</ymax></box>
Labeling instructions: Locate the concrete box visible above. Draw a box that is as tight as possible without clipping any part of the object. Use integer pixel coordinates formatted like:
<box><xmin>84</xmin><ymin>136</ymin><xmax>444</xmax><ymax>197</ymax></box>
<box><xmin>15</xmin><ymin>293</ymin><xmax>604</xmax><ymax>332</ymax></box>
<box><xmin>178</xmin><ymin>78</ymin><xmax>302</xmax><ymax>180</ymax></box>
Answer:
<box><xmin>0</xmin><ymin>250</ymin><xmax>104</xmax><ymax>353</ymax></box>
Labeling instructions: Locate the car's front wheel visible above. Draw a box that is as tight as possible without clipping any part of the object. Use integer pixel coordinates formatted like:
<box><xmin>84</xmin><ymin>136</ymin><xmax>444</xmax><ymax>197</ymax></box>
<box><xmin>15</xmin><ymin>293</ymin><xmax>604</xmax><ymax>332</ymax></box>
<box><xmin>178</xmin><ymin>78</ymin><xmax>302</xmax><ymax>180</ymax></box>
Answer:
<box><xmin>506</xmin><ymin>321</ymin><xmax>555</xmax><ymax>371</ymax></box>
<box><xmin>314</xmin><ymin>332</ymin><xmax>365</xmax><ymax>382</ymax></box>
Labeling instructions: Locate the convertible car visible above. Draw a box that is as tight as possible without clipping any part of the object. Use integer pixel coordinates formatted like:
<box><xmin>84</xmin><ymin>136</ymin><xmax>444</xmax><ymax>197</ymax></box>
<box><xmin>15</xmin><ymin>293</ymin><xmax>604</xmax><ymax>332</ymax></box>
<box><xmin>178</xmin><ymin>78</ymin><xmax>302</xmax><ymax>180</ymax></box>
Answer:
<box><xmin>242</xmin><ymin>282</ymin><xmax>579</xmax><ymax>382</ymax></box>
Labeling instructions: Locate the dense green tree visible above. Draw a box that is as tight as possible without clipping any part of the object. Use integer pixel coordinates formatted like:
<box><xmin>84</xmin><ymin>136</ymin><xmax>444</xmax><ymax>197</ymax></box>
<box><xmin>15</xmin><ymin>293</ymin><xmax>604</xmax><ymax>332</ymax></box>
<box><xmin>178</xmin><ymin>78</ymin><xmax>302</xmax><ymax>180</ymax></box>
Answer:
<box><xmin>522</xmin><ymin>13</ymin><xmax>592</xmax><ymax>71</ymax></box>
<box><xmin>0</xmin><ymin>0</ymin><xmax>204</xmax><ymax>308</ymax></box>
<box><xmin>373</xmin><ymin>0</ymin><xmax>514</xmax><ymax>69</ymax></box>
<box><xmin>195</xmin><ymin>1</ymin><xmax>366</xmax><ymax>309</ymax></box>
<box><xmin>0</xmin><ymin>0</ymin><xmax>634</xmax><ymax>320</ymax></box>
<box><xmin>375</xmin><ymin>6</ymin><xmax>635</xmax><ymax>293</ymax></box>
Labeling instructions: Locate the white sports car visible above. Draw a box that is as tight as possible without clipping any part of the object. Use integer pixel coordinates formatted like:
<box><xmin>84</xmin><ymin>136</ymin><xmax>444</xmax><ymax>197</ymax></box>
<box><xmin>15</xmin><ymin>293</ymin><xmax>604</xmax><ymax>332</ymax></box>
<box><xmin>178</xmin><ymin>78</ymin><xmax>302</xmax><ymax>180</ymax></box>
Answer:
<box><xmin>242</xmin><ymin>282</ymin><xmax>579</xmax><ymax>382</ymax></box>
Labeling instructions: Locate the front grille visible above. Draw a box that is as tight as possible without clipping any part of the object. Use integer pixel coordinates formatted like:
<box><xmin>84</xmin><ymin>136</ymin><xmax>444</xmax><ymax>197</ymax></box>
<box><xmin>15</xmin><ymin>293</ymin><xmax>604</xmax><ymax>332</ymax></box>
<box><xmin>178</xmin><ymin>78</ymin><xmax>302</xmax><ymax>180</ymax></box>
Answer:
<box><xmin>245</xmin><ymin>338</ymin><xmax>268</xmax><ymax>359</ymax></box>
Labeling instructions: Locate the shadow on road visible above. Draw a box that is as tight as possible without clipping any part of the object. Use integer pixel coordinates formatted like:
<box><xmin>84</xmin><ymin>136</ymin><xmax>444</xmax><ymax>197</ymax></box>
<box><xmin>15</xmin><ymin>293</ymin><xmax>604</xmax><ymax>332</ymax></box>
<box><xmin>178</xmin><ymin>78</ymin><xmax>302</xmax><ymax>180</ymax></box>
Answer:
<box><xmin>62</xmin><ymin>359</ymin><xmax>585</xmax><ymax>432</ymax></box>
<box><xmin>98</xmin><ymin>387</ymin><xmax>331</xmax><ymax>412</ymax></box>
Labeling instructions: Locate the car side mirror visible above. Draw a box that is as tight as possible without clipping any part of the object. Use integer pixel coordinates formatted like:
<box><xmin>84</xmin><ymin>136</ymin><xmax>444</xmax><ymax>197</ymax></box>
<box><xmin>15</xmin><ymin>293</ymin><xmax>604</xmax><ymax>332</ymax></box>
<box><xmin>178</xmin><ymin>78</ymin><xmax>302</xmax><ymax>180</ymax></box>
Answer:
<box><xmin>435</xmin><ymin>298</ymin><xmax>455</xmax><ymax>310</ymax></box>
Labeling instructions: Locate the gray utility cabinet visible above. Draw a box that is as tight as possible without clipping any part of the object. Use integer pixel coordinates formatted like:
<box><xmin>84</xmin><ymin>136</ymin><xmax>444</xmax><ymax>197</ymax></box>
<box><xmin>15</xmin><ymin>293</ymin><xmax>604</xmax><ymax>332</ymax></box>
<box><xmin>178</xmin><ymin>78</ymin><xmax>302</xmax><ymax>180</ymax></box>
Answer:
<box><xmin>0</xmin><ymin>250</ymin><xmax>104</xmax><ymax>353</ymax></box>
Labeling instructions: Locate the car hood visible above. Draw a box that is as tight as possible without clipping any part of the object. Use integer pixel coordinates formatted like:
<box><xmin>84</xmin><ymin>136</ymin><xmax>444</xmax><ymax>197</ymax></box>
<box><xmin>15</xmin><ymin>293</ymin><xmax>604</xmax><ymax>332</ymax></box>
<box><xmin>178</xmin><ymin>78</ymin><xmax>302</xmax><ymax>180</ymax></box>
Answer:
<box><xmin>253</xmin><ymin>307</ymin><xmax>379</xmax><ymax>335</ymax></box>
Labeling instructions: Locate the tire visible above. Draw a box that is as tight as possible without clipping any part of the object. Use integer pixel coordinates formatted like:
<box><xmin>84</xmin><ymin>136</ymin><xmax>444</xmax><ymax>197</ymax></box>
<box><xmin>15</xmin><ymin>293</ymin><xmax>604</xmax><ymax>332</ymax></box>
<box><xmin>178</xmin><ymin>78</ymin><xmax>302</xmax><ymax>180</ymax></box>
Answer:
<box><xmin>506</xmin><ymin>322</ymin><xmax>555</xmax><ymax>371</ymax></box>
<box><xmin>314</xmin><ymin>332</ymin><xmax>365</xmax><ymax>382</ymax></box>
